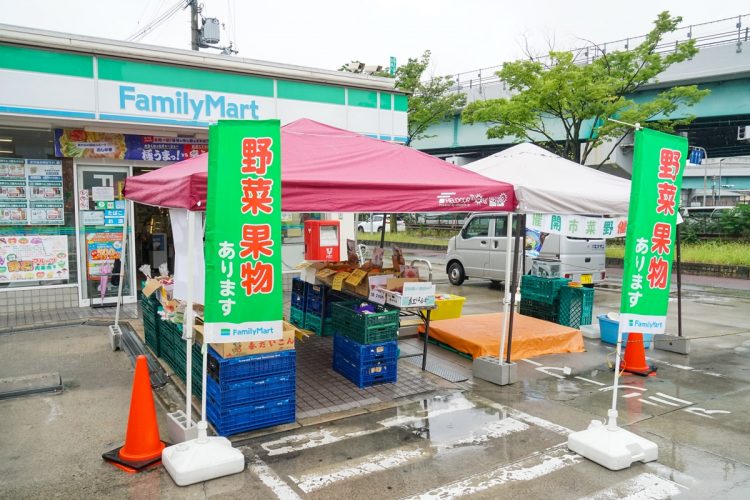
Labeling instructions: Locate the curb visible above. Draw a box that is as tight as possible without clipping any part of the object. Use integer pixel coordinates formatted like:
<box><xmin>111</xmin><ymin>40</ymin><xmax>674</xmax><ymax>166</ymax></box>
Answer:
<box><xmin>605</xmin><ymin>257</ymin><xmax>749</xmax><ymax>280</ymax></box>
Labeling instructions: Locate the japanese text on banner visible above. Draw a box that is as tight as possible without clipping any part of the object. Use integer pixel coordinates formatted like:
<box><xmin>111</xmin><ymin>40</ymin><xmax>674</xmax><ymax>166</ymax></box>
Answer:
<box><xmin>619</xmin><ymin>129</ymin><xmax>687</xmax><ymax>334</ymax></box>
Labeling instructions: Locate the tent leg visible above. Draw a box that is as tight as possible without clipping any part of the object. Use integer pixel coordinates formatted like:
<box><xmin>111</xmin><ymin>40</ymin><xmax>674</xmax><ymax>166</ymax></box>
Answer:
<box><xmin>379</xmin><ymin>212</ymin><xmax>386</xmax><ymax>248</ymax></box>
<box><xmin>184</xmin><ymin>210</ymin><xmax>196</xmax><ymax>424</ymax></box>
<box><xmin>506</xmin><ymin>214</ymin><xmax>524</xmax><ymax>364</ymax></box>
<box><xmin>473</xmin><ymin>212</ymin><xmax>517</xmax><ymax>386</ymax></box>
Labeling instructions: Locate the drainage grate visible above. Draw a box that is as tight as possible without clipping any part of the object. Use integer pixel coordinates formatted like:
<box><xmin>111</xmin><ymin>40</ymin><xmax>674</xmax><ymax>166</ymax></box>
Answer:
<box><xmin>398</xmin><ymin>343</ymin><xmax>424</xmax><ymax>359</ymax></box>
<box><xmin>119</xmin><ymin>322</ymin><xmax>169</xmax><ymax>388</ymax></box>
<box><xmin>402</xmin><ymin>356</ymin><xmax>469</xmax><ymax>383</ymax></box>
<box><xmin>0</xmin><ymin>372</ymin><xmax>63</xmax><ymax>400</ymax></box>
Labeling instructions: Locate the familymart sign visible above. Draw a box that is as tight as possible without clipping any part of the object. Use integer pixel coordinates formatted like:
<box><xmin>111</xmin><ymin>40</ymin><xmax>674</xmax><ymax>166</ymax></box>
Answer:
<box><xmin>203</xmin><ymin>120</ymin><xmax>283</xmax><ymax>343</ymax></box>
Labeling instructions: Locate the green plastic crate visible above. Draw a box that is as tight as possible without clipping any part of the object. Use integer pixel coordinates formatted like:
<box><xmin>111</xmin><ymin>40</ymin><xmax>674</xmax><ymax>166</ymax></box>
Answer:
<box><xmin>332</xmin><ymin>301</ymin><xmax>399</xmax><ymax>330</ymax></box>
<box><xmin>558</xmin><ymin>286</ymin><xmax>594</xmax><ymax>329</ymax></box>
<box><xmin>520</xmin><ymin>276</ymin><xmax>570</xmax><ymax>304</ymax></box>
<box><xmin>304</xmin><ymin>312</ymin><xmax>334</xmax><ymax>336</ymax></box>
<box><xmin>520</xmin><ymin>298</ymin><xmax>559</xmax><ymax>323</ymax></box>
<box><xmin>331</xmin><ymin>318</ymin><xmax>398</xmax><ymax>344</ymax></box>
<box><xmin>290</xmin><ymin>306</ymin><xmax>305</xmax><ymax>328</ymax></box>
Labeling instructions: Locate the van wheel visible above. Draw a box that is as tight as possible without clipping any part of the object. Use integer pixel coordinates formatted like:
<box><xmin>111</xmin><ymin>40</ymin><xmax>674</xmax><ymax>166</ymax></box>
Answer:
<box><xmin>448</xmin><ymin>262</ymin><xmax>465</xmax><ymax>286</ymax></box>
<box><xmin>357</xmin><ymin>226</ymin><xmax>364</xmax><ymax>232</ymax></box>
<box><xmin>490</xmin><ymin>280</ymin><xmax>502</xmax><ymax>288</ymax></box>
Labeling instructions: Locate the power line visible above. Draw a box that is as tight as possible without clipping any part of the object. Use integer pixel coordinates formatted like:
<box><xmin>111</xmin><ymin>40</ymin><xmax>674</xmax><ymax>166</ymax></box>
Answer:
<box><xmin>126</xmin><ymin>0</ymin><xmax>189</xmax><ymax>42</ymax></box>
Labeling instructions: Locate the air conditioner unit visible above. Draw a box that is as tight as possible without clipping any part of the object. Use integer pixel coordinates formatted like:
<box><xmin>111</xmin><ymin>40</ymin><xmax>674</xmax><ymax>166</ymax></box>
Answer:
<box><xmin>738</xmin><ymin>126</ymin><xmax>750</xmax><ymax>141</ymax></box>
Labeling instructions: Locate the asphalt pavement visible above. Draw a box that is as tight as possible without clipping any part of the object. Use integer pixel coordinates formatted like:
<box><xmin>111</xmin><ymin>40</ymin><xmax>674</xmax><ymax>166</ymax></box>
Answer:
<box><xmin>1</xmin><ymin>252</ymin><xmax>749</xmax><ymax>498</ymax></box>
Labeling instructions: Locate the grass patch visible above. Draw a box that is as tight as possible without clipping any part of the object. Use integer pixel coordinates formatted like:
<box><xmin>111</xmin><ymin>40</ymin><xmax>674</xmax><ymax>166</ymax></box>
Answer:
<box><xmin>358</xmin><ymin>230</ymin><xmax>452</xmax><ymax>246</ymax></box>
<box><xmin>606</xmin><ymin>240</ymin><xmax>750</xmax><ymax>266</ymax></box>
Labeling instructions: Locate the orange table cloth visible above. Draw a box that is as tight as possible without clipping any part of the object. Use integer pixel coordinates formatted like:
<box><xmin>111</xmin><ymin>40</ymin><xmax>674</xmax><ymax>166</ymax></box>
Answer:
<box><xmin>418</xmin><ymin>313</ymin><xmax>585</xmax><ymax>361</ymax></box>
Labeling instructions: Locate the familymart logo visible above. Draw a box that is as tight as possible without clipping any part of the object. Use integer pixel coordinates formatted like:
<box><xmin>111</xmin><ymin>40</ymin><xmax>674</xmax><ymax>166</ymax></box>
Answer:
<box><xmin>220</xmin><ymin>326</ymin><xmax>275</xmax><ymax>337</ymax></box>
<box><xmin>118</xmin><ymin>85</ymin><xmax>260</xmax><ymax>121</ymax></box>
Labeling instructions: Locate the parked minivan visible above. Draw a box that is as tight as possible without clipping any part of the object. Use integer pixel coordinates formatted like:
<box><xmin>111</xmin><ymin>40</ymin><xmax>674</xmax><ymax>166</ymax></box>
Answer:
<box><xmin>445</xmin><ymin>213</ymin><xmax>606</xmax><ymax>286</ymax></box>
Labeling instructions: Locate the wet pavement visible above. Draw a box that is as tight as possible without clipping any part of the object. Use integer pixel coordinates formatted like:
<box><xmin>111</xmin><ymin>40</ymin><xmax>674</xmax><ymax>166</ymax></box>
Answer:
<box><xmin>1</xmin><ymin>257</ymin><xmax>749</xmax><ymax>498</ymax></box>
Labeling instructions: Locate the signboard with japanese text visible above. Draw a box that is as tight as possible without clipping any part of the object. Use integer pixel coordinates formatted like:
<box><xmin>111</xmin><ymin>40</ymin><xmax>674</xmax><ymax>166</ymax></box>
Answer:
<box><xmin>0</xmin><ymin>235</ymin><xmax>69</xmax><ymax>283</ymax></box>
<box><xmin>86</xmin><ymin>230</ymin><xmax>123</xmax><ymax>279</ymax></box>
<box><xmin>0</xmin><ymin>159</ymin><xmax>64</xmax><ymax>225</ymax></box>
<box><xmin>526</xmin><ymin>213</ymin><xmax>628</xmax><ymax>240</ymax></box>
<box><xmin>619</xmin><ymin>129</ymin><xmax>687</xmax><ymax>334</ymax></box>
<box><xmin>203</xmin><ymin>120</ymin><xmax>282</xmax><ymax>343</ymax></box>
<box><xmin>54</xmin><ymin>129</ymin><xmax>208</xmax><ymax>162</ymax></box>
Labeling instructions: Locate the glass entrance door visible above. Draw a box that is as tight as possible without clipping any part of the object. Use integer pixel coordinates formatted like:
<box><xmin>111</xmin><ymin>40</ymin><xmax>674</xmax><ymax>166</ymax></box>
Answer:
<box><xmin>76</xmin><ymin>165</ymin><xmax>135</xmax><ymax>306</ymax></box>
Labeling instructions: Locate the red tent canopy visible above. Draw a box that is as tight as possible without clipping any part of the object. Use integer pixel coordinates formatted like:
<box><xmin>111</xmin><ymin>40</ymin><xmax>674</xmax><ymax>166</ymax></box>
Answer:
<box><xmin>123</xmin><ymin>119</ymin><xmax>515</xmax><ymax>212</ymax></box>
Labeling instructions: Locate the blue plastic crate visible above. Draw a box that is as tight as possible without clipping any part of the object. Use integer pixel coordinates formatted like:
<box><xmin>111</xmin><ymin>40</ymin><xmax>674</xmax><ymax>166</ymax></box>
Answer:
<box><xmin>598</xmin><ymin>314</ymin><xmax>653</xmax><ymax>349</ymax></box>
<box><xmin>305</xmin><ymin>289</ymin><xmax>347</xmax><ymax>318</ymax></box>
<box><xmin>292</xmin><ymin>277</ymin><xmax>306</xmax><ymax>296</ymax></box>
<box><xmin>334</xmin><ymin>335</ymin><xmax>398</xmax><ymax>364</ymax></box>
<box><xmin>332</xmin><ymin>354</ymin><xmax>397</xmax><ymax>388</ymax></box>
<box><xmin>291</xmin><ymin>290</ymin><xmax>306</xmax><ymax>312</ymax></box>
<box><xmin>205</xmin><ymin>371</ymin><xmax>296</xmax><ymax>408</ymax></box>
<box><xmin>207</xmin><ymin>396</ymin><xmax>296</xmax><ymax>436</ymax></box>
<box><xmin>207</xmin><ymin>347</ymin><xmax>296</xmax><ymax>386</ymax></box>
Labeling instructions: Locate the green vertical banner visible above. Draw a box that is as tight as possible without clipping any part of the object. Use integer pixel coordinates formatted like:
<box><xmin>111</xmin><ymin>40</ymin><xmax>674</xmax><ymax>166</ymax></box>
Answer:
<box><xmin>204</xmin><ymin>120</ymin><xmax>282</xmax><ymax>343</ymax></box>
<box><xmin>619</xmin><ymin>128</ymin><xmax>687</xmax><ymax>334</ymax></box>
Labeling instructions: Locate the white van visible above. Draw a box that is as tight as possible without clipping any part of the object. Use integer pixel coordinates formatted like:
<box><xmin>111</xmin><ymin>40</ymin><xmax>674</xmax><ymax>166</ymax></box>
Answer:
<box><xmin>445</xmin><ymin>213</ymin><xmax>606</xmax><ymax>286</ymax></box>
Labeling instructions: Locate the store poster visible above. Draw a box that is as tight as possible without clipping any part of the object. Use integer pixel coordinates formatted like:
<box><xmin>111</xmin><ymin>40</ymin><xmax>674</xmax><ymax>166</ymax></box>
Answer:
<box><xmin>0</xmin><ymin>235</ymin><xmax>69</xmax><ymax>283</ymax></box>
<box><xmin>203</xmin><ymin>120</ymin><xmax>282</xmax><ymax>343</ymax></box>
<box><xmin>54</xmin><ymin>129</ymin><xmax>208</xmax><ymax>162</ymax></box>
<box><xmin>619</xmin><ymin>128</ymin><xmax>687</xmax><ymax>335</ymax></box>
<box><xmin>86</xmin><ymin>230</ymin><xmax>123</xmax><ymax>280</ymax></box>
<box><xmin>0</xmin><ymin>159</ymin><xmax>64</xmax><ymax>225</ymax></box>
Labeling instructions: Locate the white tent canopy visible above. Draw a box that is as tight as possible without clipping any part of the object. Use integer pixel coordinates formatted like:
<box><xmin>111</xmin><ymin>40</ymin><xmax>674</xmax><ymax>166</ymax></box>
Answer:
<box><xmin>461</xmin><ymin>143</ymin><xmax>631</xmax><ymax>215</ymax></box>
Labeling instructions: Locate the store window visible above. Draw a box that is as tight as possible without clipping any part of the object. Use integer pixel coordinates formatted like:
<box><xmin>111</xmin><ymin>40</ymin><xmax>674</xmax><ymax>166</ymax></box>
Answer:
<box><xmin>0</xmin><ymin>128</ymin><xmax>77</xmax><ymax>289</ymax></box>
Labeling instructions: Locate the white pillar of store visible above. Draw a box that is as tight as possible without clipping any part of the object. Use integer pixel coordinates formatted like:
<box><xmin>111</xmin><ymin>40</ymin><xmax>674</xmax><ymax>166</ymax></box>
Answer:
<box><xmin>162</xmin><ymin>208</ymin><xmax>245</xmax><ymax>486</ymax></box>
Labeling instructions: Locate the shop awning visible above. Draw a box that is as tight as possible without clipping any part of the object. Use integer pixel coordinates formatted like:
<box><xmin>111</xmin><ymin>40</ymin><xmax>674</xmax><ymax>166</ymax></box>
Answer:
<box><xmin>123</xmin><ymin>119</ymin><xmax>515</xmax><ymax>213</ymax></box>
<box><xmin>460</xmin><ymin>143</ymin><xmax>631</xmax><ymax>215</ymax></box>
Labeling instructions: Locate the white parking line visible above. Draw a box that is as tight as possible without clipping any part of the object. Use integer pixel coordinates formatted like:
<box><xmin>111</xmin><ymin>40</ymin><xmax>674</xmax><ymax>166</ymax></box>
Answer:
<box><xmin>578</xmin><ymin>472</ymin><xmax>684</xmax><ymax>499</ymax></box>
<box><xmin>655</xmin><ymin>392</ymin><xmax>693</xmax><ymax>405</ymax></box>
<box><xmin>292</xmin><ymin>448</ymin><xmax>424</xmax><ymax>493</ymax></box>
<box><xmin>404</xmin><ymin>444</ymin><xmax>581</xmax><ymax>499</ymax></box>
<box><xmin>575</xmin><ymin>376</ymin><xmax>606</xmax><ymax>386</ymax></box>
<box><xmin>247</xmin><ymin>456</ymin><xmax>302</xmax><ymax>500</ymax></box>
<box><xmin>648</xmin><ymin>396</ymin><xmax>681</xmax><ymax>407</ymax></box>
<box><xmin>522</xmin><ymin>358</ymin><xmax>543</xmax><ymax>366</ymax></box>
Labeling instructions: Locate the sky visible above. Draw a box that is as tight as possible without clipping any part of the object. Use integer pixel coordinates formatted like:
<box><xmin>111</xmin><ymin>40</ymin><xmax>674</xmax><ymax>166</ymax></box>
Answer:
<box><xmin>0</xmin><ymin>1</ymin><xmax>748</xmax><ymax>77</ymax></box>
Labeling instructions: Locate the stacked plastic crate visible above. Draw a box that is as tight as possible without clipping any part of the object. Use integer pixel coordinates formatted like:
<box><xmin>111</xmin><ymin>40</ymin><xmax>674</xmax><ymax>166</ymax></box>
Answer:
<box><xmin>141</xmin><ymin>294</ymin><xmax>161</xmax><ymax>356</ymax></box>
<box><xmin>159</xmin><ymin>320</ymin><xmax>203</xmax><ymax>399</ymax></box>
<box><xmin>558</xmin><ymin>286</ymin><xmax>594</xmax><ymax>328</ymax></box>
<box><xmin>304</xmin><ymin>284</ymin><xmax>346</xmax><ymax>336</ymax></box>
<box><xmin>331</xmin><ymin>301</ymin><xmax>399</xmax><ymax>388</ymax></box>
<box><xmin>289</xmin><ymin>277</ymin><xmax>306</xmax><ymax>329</ymax></box>
<box><xmin>205</xmin><ymin>347</ymin><xmax>296</xmax><ymax>436</ymax></box>
<box><xmin>519</xmin><ymin>275</ymin><xmax>571</xmax><ymax>322</ymax></box>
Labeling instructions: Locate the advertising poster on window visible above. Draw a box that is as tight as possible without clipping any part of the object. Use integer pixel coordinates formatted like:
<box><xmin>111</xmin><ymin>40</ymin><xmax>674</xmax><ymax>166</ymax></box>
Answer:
<box><xmin>0</xmin><ymin>235</ymin><xmax>69</xmax><ymax>283</ymax></box>
<box><xmin>203</xmin><ymin>120</ymin><xmax>282</xmax><ymax>343</ymax></box>
<box><xmin>86</xmin><ymin>231</ymin><xmax>123</xmax><ymax>280</ymax></box>
<box><xmin>54</xmin><ymin>129</ymin><xmax>208</xmax><ymax>161</ymax></box>
<box><xmin>0</xmin><ymin>159</ymin><xmax>64</xmax><ymax>225</ymax></box>
<box><xmin>619</xmin><ymin>128</ymin><xmax>687</xmax><ymax>334</ymax></box>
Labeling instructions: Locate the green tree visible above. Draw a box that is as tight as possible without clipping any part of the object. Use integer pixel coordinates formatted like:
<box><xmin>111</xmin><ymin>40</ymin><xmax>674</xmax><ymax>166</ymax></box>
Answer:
<box><xmin>462</xmin><ymin>11</ymin><xmax>709</xmax><ymax>165</ymax></box>
<box><xmin>396</xmin><ymin>50</ymin><xmax>466</xmax><ymax>146</ymax></box>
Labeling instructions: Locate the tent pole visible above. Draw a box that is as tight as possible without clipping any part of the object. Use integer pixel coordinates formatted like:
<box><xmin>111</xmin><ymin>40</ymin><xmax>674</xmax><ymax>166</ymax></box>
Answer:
<box><xmin>676</xmin><ymin>222</ymin><xmax>683</xmax><ymax>337</ymax></box>
<box><xmin>499</xmin><ymin>213</ymin><xmax>514</xmax><ymax>362</ymax></box>
<box><xmin>506</xmin><ymin>214</ymin><xmax>524</xmax><ymax>363</ymax></box>
<box><xmin>184</xmin><ymin>209</ymin><xmax>196</xmax><ymax>424</ymax></box>
<box><xmin>379</xmin><ymin>212</ymin><xmax>386</xmax><ymax>248</ymax></box>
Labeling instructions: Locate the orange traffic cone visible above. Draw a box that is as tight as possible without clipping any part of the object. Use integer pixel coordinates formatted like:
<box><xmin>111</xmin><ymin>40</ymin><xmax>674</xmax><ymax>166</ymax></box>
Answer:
<box><xmin>622</xmin><ymin>333</ymin><xmax>657</xmax><ymax>377</ymax></box>
<box><xmin>103</xmin><ymin>355</ymin><xmax>167</xmax><ymax>472</ymax></box>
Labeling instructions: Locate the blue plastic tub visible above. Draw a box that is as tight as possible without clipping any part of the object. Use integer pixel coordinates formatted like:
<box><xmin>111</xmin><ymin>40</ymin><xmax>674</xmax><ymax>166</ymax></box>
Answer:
<box><xmin>597</xmin><ymin>314</ymin><xmax>653</xmax><ymax>349</ymax></box>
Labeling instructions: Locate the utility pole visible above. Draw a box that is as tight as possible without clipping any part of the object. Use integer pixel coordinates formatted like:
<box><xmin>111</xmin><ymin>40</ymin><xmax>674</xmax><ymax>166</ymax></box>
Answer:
<box><xmin>189</xmin><ymin>0</ymin><xmax>199</xmax><ymax>51</ymax></box>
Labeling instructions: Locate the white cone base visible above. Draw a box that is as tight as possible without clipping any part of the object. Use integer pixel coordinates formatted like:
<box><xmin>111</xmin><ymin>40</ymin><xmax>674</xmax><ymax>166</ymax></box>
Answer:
<box><xmin>567</xmin><ymin>420</ymin><xmax>658</xmax><ymax>471</ymax></box>
<box><xmin>162</xmin><ymin>435</ymin><xmax>245</xmax><ymax>486</ymax></box>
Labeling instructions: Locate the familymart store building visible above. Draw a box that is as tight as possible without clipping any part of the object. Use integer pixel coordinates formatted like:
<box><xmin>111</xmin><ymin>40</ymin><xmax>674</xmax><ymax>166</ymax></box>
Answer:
<box><xmin>0</xmin><ymin>24</ymin><xmax>407</xmax><ymax>317</ymax></box>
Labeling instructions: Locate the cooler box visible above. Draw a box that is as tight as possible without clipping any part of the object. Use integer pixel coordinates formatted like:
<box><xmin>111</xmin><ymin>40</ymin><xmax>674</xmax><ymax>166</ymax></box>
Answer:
<box><xmin>598</xmin><ymin>314</ymin><xmax>653</xmax><ymax>349</ymax></box>
<box><xmin>424</xmin><ymin>294</ymin><xmax>465</xmax><ymax>321</ymax></box>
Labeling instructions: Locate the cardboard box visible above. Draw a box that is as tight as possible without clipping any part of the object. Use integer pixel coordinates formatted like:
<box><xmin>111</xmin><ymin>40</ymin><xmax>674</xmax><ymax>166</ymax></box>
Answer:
<box><xmin>194</xmin><ymin>321</ymin><xmax>296</xmax><ymax>359</ymax></box>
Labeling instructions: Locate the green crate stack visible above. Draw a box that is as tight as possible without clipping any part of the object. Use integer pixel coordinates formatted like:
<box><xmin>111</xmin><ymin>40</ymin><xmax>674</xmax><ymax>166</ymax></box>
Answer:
<box><xmin>156</xmin><ymin>318</ymin><xmax>203</xmax><ymax>398</ymax></box>
<box><xmin>303</xmin><ymin>312</ymin><xmax>335</xmax><ymax>337</ymax></box>
<box><xmin>331</xmin><ymin>301</ymin><xmax>399</xmax><ymax>344</ymax></box>
<box><xmin>141</xmin><ymin>296</ymin><xmax>161</xmax><ymax>356</ymax></box>
<box><xmin>520</xmin><ymin>275</ymin><xmax>570</xmax><ymax>304</ymax></box>
<box><xmin>519</xmin><ymin>298</ymin><xmax>559</xmax><ymax>322</ymax></box>
<box><xmin>558</xmin><ymin>286</ymin><xmax>594</xmax><ymax>329</ymax></box>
